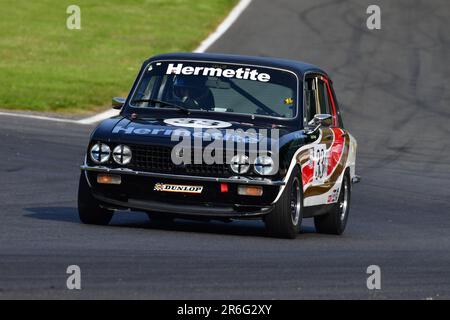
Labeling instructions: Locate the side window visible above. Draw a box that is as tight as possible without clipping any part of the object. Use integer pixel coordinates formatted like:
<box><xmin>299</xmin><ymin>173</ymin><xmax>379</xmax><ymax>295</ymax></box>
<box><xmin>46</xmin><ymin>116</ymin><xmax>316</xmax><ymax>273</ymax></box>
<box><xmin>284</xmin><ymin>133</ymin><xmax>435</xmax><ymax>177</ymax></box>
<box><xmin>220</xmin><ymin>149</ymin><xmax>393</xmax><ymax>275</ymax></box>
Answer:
<box><xmin>305</xmin><ymin>77</ymin><xmax>318</xmax><ymax>122</ymax></box>
<box><xmin>316</xmin><ymin>79</ymin><xmax>333</xmax><ymax>116</ymax></box>
<box><xmin>328</xmin><ymin>81</ymin><xmax>343</xmax><ymax>128</ymax></box>
<box><xmin>305</xmin><ymin>75</ymin><xmax>340</xmax><ymax>127</ymax></box>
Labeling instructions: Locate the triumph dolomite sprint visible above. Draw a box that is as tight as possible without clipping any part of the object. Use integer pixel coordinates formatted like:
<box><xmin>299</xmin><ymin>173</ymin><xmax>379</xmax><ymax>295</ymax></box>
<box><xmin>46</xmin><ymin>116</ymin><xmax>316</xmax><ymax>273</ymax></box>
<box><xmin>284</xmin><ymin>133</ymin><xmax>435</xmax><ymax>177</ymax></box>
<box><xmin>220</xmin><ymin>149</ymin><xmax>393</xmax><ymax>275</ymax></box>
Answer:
<box><xmin>78</xmin><ymin>52</ymin><xmax>359</xmax><ymax>238</ymax></box>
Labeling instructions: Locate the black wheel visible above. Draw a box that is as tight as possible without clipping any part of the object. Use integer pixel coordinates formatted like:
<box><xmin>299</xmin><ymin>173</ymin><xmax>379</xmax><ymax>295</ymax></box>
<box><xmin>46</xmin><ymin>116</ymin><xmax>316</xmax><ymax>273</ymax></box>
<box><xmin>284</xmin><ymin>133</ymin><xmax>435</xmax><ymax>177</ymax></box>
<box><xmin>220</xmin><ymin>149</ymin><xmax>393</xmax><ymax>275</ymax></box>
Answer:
<box><xmin>78</xmin><ymin>172</ymin><xmax>113</xmax><ymax>225</ymax></box>
<box><xmin>314</xmin><ymin>172</ymin><xmax>351</xmax><ymax>235</ymax></box>
<box><xmin>264</xmin><ymin>166</ymin><xmax>303</xmax><ymax>239</ymax></box>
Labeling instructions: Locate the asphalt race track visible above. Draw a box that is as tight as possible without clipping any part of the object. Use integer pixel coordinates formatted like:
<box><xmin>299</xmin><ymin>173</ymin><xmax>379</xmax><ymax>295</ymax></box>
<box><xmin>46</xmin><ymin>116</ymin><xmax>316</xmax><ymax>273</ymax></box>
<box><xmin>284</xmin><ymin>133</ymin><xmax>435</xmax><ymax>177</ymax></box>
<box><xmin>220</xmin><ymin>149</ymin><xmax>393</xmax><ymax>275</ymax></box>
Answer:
<box><xmin>1</xmin><ymin>0</ymin><xmax>450</xmax><ymax>299</ymax></box>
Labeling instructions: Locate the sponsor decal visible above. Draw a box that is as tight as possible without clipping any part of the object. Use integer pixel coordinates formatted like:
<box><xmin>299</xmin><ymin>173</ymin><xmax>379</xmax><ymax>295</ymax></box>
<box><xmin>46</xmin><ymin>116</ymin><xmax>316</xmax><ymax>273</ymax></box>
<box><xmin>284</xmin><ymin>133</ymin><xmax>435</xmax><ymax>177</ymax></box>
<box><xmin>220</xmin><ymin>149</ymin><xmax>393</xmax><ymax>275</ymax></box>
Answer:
<box><xmin>283</xmin><ymin>97</ymin><xmax>294</xmax><ymax>105</ymax></box>
<box><xmin>166</xmin><ymin>63</ymin><xmax>271</xmax><ymax>82</ymax></box>
<box><xmin>111</xmin><ymin>125</ymin><xmax>265</xmax><ymax>143</ymax></box>
<box><xmin>164</xmin><ymin>118</ymin><xmax>232</xmax><ymax>129</ymax></box>
<box><xmin>327</xmin><ymin>187</ymin><xmax>340</xmax><ymax>203</ymax></box>
<box><xmin>112</xmin><ymin>126</ymin><xmax>174</xmax><ymax>136</ymax></box>
<box><xmin>154</xmin><ymin>183</ymin><xmax>203</xmax><ymax>194</ymax></box>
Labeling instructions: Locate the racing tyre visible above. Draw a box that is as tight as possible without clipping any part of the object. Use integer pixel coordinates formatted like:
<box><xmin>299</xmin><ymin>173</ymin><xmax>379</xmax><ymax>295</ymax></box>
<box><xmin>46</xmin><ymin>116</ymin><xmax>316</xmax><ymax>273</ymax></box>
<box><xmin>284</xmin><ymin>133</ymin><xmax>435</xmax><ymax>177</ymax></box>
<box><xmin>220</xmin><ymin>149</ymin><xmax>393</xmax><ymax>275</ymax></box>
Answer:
<box><xmin>78</xmin><ymin>173</ymin><xmax>113</xmax><ymax>225</ymax></box>
<box><xmin>314</xmin><ymin>172</ymin><xmax>351</xmax><ymax>235</ymax></box>
<box><xmin>264</xmin><ymin>166</ymin><xmax>303</xmax><ymax>239</ymax></box>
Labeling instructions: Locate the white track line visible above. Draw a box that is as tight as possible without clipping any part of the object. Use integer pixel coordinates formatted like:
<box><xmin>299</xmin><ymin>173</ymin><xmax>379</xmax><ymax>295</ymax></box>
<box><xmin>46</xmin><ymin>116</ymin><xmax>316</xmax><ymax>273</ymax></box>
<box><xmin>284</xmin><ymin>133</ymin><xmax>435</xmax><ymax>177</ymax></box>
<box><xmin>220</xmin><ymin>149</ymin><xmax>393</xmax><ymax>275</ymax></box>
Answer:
<box><xmin>0</xmin><ymin>111</ymin><xmax>79</xmax><ymax>124</ymax></box>
<box><xmin>194</xmin><ymin>0</ymin><xmax>252</xmax><ymax>53</ymax></box>
<box><xmin>77</xmin><ymin>108</ymin><xmax>120</xmax><ymax>125</ymax></box>
<box><xmin>0</xmin><ymin>0</ymin><xmax>252</xmax><ymax>125</ymax></box>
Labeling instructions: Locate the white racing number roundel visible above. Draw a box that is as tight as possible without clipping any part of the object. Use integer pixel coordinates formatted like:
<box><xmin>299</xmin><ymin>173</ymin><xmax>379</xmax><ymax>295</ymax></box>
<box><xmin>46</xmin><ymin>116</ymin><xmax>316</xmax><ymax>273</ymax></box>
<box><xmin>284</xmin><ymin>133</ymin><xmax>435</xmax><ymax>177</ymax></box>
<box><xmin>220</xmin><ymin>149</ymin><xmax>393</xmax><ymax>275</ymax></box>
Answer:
<box><xmin>164</xmin><ymin>118</ymin><xmax>232</xmax><ymax>129</ymax></box>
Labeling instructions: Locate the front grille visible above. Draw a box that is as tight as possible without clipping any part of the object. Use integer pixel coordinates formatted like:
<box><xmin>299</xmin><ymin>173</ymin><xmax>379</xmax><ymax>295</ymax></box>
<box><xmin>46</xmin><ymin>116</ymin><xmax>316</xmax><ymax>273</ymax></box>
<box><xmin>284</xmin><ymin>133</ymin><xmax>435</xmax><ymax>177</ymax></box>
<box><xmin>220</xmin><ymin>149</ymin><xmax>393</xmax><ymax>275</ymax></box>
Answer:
<box><xmin>130</xmin><ymin>145</ymin><xmax>232</xmax><ymax>177</ymax></box>
<box><xmin>132</xmin><ymin>145</ymin><xmax>174</xmax><ymax>172</ymax></box>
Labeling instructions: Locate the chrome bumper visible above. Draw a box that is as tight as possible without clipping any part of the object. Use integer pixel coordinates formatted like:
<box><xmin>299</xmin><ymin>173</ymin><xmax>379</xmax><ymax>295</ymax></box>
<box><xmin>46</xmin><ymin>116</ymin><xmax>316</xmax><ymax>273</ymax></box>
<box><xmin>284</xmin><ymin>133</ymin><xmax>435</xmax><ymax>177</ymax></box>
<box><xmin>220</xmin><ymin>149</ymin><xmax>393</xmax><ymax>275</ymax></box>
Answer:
<box><xmin>80</xmin><ymin>165</ymin><xmax>285</xmax><ymax>186</ymax></box>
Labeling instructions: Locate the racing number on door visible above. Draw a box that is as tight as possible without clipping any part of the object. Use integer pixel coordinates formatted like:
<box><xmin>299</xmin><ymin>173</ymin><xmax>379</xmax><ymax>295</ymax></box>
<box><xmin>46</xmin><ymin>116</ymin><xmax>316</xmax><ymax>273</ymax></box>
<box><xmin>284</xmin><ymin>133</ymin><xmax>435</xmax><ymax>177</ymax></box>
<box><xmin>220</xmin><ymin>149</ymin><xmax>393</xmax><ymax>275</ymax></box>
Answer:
<box><xmin>312</xmin><ymin>144</ymin><xmax>328</xmax><ymax>185</ymax></box>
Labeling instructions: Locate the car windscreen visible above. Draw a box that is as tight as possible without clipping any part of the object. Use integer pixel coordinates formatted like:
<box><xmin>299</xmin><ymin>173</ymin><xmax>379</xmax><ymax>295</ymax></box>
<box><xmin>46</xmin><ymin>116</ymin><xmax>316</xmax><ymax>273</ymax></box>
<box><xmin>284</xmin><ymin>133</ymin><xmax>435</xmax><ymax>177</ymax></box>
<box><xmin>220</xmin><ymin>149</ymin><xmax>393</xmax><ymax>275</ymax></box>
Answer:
<box><xmin>128</xmin><ymin>61</ymin><xmax>299</xmax><ymax>119</ymax></box>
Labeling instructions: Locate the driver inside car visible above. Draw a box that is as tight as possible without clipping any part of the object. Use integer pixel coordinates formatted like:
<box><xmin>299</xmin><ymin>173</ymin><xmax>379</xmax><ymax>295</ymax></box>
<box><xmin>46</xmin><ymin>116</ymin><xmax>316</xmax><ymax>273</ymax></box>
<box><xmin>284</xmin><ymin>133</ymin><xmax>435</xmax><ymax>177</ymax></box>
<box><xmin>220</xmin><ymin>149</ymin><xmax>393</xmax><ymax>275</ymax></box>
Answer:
<box><xmin>172</xmin><ymin>75</ymin><xmax>215</xmax><ymax>110</ymax></box>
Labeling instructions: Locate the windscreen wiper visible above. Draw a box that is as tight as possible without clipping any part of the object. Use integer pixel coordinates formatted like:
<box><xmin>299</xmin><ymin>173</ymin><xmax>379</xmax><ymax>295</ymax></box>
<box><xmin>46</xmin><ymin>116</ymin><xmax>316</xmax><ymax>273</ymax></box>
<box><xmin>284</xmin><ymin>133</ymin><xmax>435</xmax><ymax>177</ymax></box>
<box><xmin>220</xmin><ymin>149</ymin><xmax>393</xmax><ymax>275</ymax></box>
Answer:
<box><xmin>131</xmin><ymin>98</ymin><xmax>190</xmax><ymax>114</ymax></box>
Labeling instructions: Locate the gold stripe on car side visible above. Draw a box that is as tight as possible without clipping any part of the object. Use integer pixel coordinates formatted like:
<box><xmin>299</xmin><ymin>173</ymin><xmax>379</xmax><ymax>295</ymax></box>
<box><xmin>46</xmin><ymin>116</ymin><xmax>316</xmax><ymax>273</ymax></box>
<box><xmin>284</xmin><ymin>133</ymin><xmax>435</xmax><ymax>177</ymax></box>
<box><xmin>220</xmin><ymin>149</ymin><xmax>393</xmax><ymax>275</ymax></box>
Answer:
<box><xmin>297</xmin><ymin>149</ymin><xmax>310</xmax><ymax>166</ymax></box>
<box><xmin>303</xmin><ymin>133</ymin><xmax>350</xmax><ymax>198</ymax></box>
<box><xmin>297</xmin><ymin>127</ymin><xmax>332</xmax><ymax>166</ymax></box>
<box><xmin>320</xmin><ymin>127</ymin><xmax>334</xmax><ymax>149</ymax></box>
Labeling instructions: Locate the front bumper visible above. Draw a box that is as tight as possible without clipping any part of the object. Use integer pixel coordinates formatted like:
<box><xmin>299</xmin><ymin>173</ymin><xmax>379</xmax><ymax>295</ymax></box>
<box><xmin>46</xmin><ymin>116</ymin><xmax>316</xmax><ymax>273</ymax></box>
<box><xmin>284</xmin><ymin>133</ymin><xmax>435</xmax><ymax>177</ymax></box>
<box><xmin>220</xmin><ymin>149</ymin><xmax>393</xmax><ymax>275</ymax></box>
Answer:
<box><xmin>81</xmin><ymin>165</ymin><xmax>285</xmax><ymax>186</ymax></box>
<box><xmin>81</xmin><ymin>165</ymin><xmax>283</xmax><ymax>218</ymax></box>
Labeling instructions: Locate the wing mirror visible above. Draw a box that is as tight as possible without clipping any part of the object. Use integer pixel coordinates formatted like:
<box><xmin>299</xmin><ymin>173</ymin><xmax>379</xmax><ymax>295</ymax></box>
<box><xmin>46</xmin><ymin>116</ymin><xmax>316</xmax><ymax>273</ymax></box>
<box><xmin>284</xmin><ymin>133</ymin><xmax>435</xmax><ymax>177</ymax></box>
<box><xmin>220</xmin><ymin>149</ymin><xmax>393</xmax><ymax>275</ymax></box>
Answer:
<box><xmin>308</xmin><ymin>114</ymin><xmax>333</xmax><ymax>127</ymax></box>
<box><xmin>112</xmin><ymin>97</ymin><xmax>126</xmax><ymax>110</ymax></box>
<box><xmin>306</xmin><ymin>114</ymin><xmax>333</xmax><ymax>134</ymax></box>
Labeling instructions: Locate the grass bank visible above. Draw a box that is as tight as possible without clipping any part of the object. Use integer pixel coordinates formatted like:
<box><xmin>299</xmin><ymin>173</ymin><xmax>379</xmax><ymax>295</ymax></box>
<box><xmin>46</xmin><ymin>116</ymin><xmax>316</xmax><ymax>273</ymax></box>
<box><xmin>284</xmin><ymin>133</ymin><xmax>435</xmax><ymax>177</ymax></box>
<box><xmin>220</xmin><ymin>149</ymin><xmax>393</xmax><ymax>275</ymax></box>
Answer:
<box><xmin>0</xmin><ymin>0</ymin><xmax>237</xmax><ymax>113</ymax></box>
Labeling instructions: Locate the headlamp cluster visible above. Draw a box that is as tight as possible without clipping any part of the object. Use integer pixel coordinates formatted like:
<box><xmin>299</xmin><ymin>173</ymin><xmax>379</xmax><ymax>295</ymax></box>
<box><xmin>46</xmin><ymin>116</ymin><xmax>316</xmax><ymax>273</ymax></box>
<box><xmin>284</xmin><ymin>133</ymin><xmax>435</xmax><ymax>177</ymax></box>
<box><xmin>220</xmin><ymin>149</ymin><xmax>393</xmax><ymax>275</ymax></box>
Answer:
<box><xmin>230</xmin><ymin>154</ymin><xmax>276</xmax><ymax>176</ymax></box>
<box><xmin>90</xmin><ymin>143</ymin><xmax>132</xmax><ymax>165</ymax></box>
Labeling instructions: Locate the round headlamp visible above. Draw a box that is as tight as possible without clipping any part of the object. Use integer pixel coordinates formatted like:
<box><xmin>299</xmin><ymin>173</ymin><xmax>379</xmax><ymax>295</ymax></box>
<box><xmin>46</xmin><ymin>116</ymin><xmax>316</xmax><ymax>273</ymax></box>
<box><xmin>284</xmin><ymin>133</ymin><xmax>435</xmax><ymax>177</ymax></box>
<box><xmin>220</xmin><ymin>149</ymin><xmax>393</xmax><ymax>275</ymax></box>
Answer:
<box><xmin>112</xmin><ymin>145</ymin><xmax>132</xmax><ymax>165</ymax></box>
<box><xmin>254</xmin><ymin>155</ymin><xmax>275</xmax><ymax>175</ymax></box>
<box><xmin>90</xmin><ymin>143</ymin><xmax>111</xmax><ymax>164</ymax></box>
<box><xmin>230</xmin><ymin>154</ymin><xmax>250</xmax><ymax>174</ymax></box>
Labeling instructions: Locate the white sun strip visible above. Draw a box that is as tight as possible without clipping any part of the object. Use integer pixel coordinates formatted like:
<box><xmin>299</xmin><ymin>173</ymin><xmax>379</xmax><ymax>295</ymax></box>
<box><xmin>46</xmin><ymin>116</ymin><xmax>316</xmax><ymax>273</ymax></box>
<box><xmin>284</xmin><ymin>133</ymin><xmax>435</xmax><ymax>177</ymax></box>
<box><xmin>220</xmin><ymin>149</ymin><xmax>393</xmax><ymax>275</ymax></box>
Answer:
<box><xmin>0</xmin><ymin>0</ymin><xmax>252</xmax><ymax>125</ymax></box>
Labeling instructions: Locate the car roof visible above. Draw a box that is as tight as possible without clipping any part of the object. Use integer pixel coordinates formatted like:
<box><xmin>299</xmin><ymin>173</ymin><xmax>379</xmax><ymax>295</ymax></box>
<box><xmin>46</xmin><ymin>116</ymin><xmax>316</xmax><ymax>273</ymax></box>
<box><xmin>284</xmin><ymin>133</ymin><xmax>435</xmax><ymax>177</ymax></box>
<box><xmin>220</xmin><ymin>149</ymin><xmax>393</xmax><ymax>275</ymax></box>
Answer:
<box><xmin>145</xmin><ymin>52</ymin><xmax>327</xmax><ymax>78</ymax></box>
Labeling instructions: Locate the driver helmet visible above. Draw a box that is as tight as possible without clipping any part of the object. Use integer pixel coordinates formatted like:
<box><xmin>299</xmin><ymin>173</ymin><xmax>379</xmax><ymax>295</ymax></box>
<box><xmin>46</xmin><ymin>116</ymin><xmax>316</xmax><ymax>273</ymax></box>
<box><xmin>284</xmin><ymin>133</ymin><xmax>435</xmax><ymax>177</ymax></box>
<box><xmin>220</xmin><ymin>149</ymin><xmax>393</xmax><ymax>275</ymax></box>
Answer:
<box><xmin>173</xmin><ymin>75</ymin><xmax>209</xmax><ymax>100</ymax></box>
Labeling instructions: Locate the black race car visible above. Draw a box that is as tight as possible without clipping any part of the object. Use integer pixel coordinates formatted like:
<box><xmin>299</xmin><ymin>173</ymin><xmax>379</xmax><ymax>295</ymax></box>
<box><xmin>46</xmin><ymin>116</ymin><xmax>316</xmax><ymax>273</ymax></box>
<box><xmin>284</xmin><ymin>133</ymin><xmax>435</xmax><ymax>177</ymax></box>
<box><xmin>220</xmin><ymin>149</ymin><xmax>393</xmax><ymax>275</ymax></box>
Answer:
<box><xmin>78</xmin><ymin>52</ymin><xmax>358</xmax><ymax>238</ymax></box>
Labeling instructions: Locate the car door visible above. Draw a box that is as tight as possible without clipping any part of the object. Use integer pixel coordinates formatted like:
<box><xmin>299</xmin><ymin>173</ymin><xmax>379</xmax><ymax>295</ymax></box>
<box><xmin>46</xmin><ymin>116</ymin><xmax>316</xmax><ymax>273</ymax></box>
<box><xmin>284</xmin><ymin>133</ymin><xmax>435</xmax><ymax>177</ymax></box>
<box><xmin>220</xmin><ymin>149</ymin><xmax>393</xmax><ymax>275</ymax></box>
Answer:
<box><xmin>303</xmin><ymin>74</ymin><xmax>344</xmax><ymax>206</ymax></box>
<box><xmin>318</xmin><ymin>76</ymin><xmax>347</xmax><ymax>203</ymax></box>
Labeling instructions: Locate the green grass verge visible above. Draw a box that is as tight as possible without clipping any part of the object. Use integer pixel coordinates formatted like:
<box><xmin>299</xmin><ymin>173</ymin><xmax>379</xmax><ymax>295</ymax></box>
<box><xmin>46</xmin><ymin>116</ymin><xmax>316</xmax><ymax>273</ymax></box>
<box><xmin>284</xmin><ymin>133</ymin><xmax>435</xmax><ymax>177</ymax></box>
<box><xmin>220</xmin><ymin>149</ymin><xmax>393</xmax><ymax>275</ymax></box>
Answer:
<box><xmin>0</xmin><ymin>0</ymin><xmax>237</xmax><ymax>113</ymax></box>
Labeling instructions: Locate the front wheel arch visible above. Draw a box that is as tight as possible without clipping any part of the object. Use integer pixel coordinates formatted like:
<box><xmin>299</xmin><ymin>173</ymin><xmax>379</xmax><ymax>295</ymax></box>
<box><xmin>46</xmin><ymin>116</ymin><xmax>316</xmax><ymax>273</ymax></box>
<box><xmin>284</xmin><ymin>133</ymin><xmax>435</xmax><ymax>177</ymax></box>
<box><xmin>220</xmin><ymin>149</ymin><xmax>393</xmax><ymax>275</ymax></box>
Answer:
<box><xmin>264</xmin><ymin>165</ymin><xmax>304</xmax><ymax>239</ymax></box>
